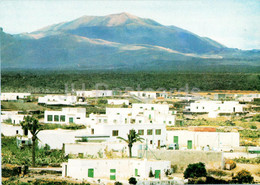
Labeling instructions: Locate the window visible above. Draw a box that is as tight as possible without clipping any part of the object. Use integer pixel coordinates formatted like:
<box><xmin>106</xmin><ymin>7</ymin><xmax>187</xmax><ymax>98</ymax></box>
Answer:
<box><xmin>150</xmin><ymin>121</ymin><xmax>153</xmax><ymax>123</ymax></box>
<box><xmin>54</xmin><ymin>115</ymin><xmax>59</xmax><ymax>122</ymax></box>
<box><xmin>147</xmin><ymin>129</ymin><xmax>153</xmax><ymax>135</ymax></box>
<box><xmin>113</xmin><ymin>119</ymin><xmax>117</xmax><ymax>123</ymax></box>
<box><xmin>112</xmin><ymin>130</ymin><xmax>119</xmax><ymax>136</ymax></box>
<box><xmin>139</xmin><ymin>120</ymin><xmax>142</xmax><ymax>123</ymax></box>
<box><xmin>117</xmin><ymin>113</ymin><xmax>120</xmax><ymax>115</ymax></box>
<box><xmin>155</xmin><ymin>129</ymin><xmax>161</xmax><ymax>135</ymax></box>
<box><xmin>150</xmin><ymin>140</ymin><xmax>153</xmax><ymax>144</ymax></box>
<box><xmin>202</xmin><ymin>107</ymin><xmax>205</xmax><ymax>109</ymax></box>
<box><xmin>138</xmin><ymin>130</ymin><xmax>144</xmax><ymax>135</ymax></box>
<box><xmin>47</xmin><ymin>115</ymin><xmax>53</xmax><ymax>121</ymax></box>
<box><xmin>77</xmin><ymin>117</ymin><xmax>80</xmax><ymax>119</ymax></box>
<box><xmin>104</xmin><ymin>119</ymin><xmax>107</xmax><ymax>123</ymax></box>
<box><xmin>91</xmin><ymin>129</ymin><xmax>94</xmax><ymax>134</ymax></box>
<box><xmin>163</xmin><ymin>121</ymin><xmax>166</xmax><ymax>124</ymax></box>
<box><xmin>60</xmin><ymin>115</ymin><xmax>65</xmax><ymax>122</ymax></box>
<box><xmin>196</xmin><ymin>106</ymin><xmax>198</xmax><ymax>109</ymax></box>
<box><xmin>125</xmin><ymin>118</ymin><xmax>127</xmax><ymax>124</ymax></box>
<box><xmin>151</xmin><ymin>107</ymin><xmax>154</xmax><ymax>110</ymax></box>
<box><xmin>169</xmin><ymin>121</ymin><xmax>172</xmax><ymax>124</ymax></box>
<box><xmin>99</xmin><ymin>119</ymin><xmax>102</xmax><ymax>123</ymax></box>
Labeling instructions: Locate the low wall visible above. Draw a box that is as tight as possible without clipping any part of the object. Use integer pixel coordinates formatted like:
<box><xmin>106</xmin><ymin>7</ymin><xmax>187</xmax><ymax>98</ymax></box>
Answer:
<box><xmin>139</xmin><ymin>149</ymin><xmax>223</xmax><ymax>172</ymax></box>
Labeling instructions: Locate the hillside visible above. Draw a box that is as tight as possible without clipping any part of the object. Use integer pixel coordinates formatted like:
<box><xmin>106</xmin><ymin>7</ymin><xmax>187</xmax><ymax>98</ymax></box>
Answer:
<box><xmin>1</xmin><ymin>13</ymin><xmax>260</xmax><ymax>71</ymax></box>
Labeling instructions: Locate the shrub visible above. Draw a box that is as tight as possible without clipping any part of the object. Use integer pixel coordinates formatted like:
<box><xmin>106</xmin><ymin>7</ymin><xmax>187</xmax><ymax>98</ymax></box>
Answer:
<box><xmin>114</xmin><ymin>182</ymin><xmax>123</xmax><ymax>185</ymax></box>
<box><xmin>128</xmin><ymin>177</ymin><xmax>137</xmax><ymax>185</ymax></box>
<box><xmin>233</xmin><ymin>169</ymin><xmax>254</xmax><ymax>184</ymax></box>
<box><xmin>184</xmin><ymin>162</ymin><xmax>207</xmax><ymax>179</ymax></box>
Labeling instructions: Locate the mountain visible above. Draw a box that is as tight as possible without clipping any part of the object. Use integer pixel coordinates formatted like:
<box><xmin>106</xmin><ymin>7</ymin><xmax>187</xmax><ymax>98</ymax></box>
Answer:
<box><xmin>1</xmin><ymin>13</ymin><xmax>260</xmax><ymax>71</ymax></box>
<box><xmin>32</xmin><ymin>12</ymin><xmax>226</xmax><ymax>54</ymax></box>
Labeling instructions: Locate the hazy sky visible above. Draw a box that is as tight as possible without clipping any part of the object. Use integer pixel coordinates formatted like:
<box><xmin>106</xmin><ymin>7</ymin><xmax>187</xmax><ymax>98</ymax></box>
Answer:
<box><xmin>1</xmin><ymin>0</ymin><xmax>259</xmax><ymax>50</ymax></box>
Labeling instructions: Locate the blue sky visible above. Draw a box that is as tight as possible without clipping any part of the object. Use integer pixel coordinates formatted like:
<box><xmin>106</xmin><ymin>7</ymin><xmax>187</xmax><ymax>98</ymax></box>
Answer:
<box><xmin>1</xmin><ymin>0</ymin><xmax>259</xmax><ymax>50</ymax></box>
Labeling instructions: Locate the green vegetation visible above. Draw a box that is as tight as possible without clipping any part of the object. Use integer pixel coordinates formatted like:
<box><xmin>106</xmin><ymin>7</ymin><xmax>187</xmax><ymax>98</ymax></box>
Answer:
<box><xmin>183</xmin><ymin>162</ymin><xmax>207</xmax><ymax>179</ymax></box>
<box><xmin>21</xmin><ymin>116</ymin><xmax>42</xmax><ymax>167</ymax></box>
<box><xmin>1</xmin><ymin>102</ymin><xmax>46</xmax><ymax>111</ymax></box>
<box><xmin>239</xmin><ymin>129</ymin><xmax>260</xmax><ymax>138</ymax></box>
<box><xmin>43</xmin><ymin>123</ymin><xmax>86</xmax><ymax>130</ymax></box>
<box><xmin>233</xmin><ymin>169</ymin><xmax>254</xmax><ymax>184</ymax></box>
<box><xmin>1</xmin><ymin>136</ymin><xmax>67</xmax><ymax>167</ymax></box>
<box><xmin>233</xmin><ymin>157</ymin><xmax>260</xmax><ymax>164</ymax></box>
<box><xmin>2</xmin><ymin>71</ymin><xmax>260</xmax><ymax>93</ymax></box>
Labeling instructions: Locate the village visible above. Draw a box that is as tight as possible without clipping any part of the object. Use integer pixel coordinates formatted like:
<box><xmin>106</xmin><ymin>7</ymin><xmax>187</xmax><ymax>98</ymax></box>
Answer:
<box><xmin>1</xmin><ymin>89</ymin><xmax>260</xmax><ymax>184</ymax></box>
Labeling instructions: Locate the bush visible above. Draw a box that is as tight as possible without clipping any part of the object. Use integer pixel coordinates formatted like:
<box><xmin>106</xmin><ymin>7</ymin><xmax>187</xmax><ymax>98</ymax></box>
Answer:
<box><xmin>128</xmin><ymin>177</ymin><xmax>137</xmax><ymax>185</ymax></box>
<box><xmin>233</xmin><ymin>157</ymin><xmax>260</xmax><ymax>164</ymax></box>
<box><xmin>184</xmin><ymin>162</ymin><xmax>207</xmax><ymax>179</ymax></box>
<box><xmin>114</xmin><ymin>182</ymin><xmax>123</xmax><ymax>185</ymax></box>
<box><xmin>233</xmin><ymin>169</ymin><xmax>254</xmax><ymax>184</ymax></box>
<box><xmin>207</xmin><ymin>169</ymin><xmax>228</xmax><ymax>178</ymax></box>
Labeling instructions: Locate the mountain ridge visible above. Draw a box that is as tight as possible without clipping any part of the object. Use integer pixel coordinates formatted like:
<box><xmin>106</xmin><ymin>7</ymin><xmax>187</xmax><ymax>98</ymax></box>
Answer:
<box><xmin>1</xmin><ymin>12</ymin><xmax>259</xmax><ymax>71</ymax></box>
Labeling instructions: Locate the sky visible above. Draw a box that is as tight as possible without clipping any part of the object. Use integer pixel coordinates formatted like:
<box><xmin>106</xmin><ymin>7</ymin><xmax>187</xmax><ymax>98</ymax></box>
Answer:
<box><xmin>1</xmin><ymin>0</ymin><xmax>259</xmax><ymax>50</ymax></box>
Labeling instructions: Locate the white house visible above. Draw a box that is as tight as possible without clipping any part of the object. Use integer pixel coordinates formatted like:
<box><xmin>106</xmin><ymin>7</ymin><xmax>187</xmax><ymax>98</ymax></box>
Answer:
<box><xmin>90</xmin><ymin>124</ymin><xmax>167</xmax><ymax>148</ymax></box>
<box><xmin>237</xmin><ymin>94</ymin><xmax>260</xmax><ymax>102</ymax></box>
<box><xmin>64</xmin><ymin>142</ymin><xmax>141</xmax><ymax>158</ymax></box>
<box><xmin>44</xmin><ymin>108</ymin><xmax>86</xmax><ymax>124</ymax></box>
<box><xmin>38</xmin><ymin>95</ymin><xmax>77</xmax><ymax>105</ymax></box>
<box><xmin>62</xmin><ymin>158</ymin><xmax>171</xmax><ymax>181</ymax></box>
<box><xmin>87</xmin><ymin>103</ymin><xmax>176</xmax><ymax>126</ymax></box>
<box><xmin>1</xmin><ymin>93</ymin><xmax>31</xmax><ymax>101</ymax></box>
<box><xmin>186</xmin><ymin>101</ymin><xmax>246</xmax><ymax>117</ymax></box>
<box><xmin>107</xmin><ymin>99</ymin><xmax>129</xmax><ymax>105</ymax></box>
<box><xmin>76</xmin><ymin>90</ymin><xmax>113</xmax><ymax>98</ymax></box>
<box><xmin>166</xmin><ymin>130</ymin><xmax>240</xmax><ymax>150</ymax></box>
<box><xmin>129</xmin><ymin>91</ymin><xmax>170</xmax><ymax>99</ymax></box>
<box><xmin>1</xmin><ymin>111</ymin><xmax>27</xmax><ymax>124</ymax></box>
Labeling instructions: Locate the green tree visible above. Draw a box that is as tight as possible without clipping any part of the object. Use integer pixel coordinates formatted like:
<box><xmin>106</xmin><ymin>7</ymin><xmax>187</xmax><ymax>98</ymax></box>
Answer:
<box><xmin>233</xmin><ymin>169</ymin><xmax>254</xmax><ymax>184</ymax></box>
<box><xmin>21</xmin><ymin>116</ymin><xmax>43</xmax><ymax>167</ymax></box>
<box><xmin>117</xmin><ymin>129</ymin><xmax>144</xmax><ymax>158</ymax></box>
<box><xmin>184</xmin><ymin>162</ymin><xmax>207</xmax><ymax>179</ymax></box>
<box><xmin>128</xmin><ymin>177</ymin><xmax>137</xmax><ymax>185</ymax></box>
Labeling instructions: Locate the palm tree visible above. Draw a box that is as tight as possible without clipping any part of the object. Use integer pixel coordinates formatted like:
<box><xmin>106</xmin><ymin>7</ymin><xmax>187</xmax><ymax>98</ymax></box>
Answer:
<box><xmin>21</xmin><ymin>116</ymin><xmax>43</xmax><ymax>167</ymax></box>
<box><xmin>117</xmin><ymin>129</ymin><xmax>144</xmax><ymax>158</ymax></box>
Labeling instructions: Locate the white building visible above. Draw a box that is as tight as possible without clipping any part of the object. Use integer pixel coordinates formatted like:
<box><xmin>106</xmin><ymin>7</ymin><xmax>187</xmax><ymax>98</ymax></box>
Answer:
<box><xmin>1</xmin><ymin>111</ymin><xmax>27</xmax><ymax>124</ymax></box>
<box><xmin>129</xmin><ymin>91</ymin><xmax>169</xmax><ymax>99</ymax></box>
<box><xmin>237</xmin><ymin>94</ymin><xmax>260</xmax><ymax>102</ymax></box>
<box><xmin>1</xmin><ymin>93</ymin><xmax>31</xmax><ymax>101</ymax></box>
<box><xmin>38</xmin><ymin>95</ymin><xmax>77</xmax><ymax>105</ymax></box>
<box><xmin>166</xmin><ymin>130</ymin><xmax>239</xmax><ymax>150</ymax></box>
<box><xmin>90</xmin><ymin>124</ymin><xmax>166</xmax><ymax>148</ymax></box>
<box><xmin>44</xmin><ymin>108</ymin><xmax>86</xmax><ymax>124</ymax></box>
<box><xmin>186</xmin><ymin>101</ymin><xmax>246</xmax><ymax>117</ymax></box>
<box><xmin>76</xmin><ymin>90</ymin><xmax>113</xmax><ymax>98</ymax></box>
<box><xmin>107</xmin><ymin>99</ymin><xmax>129</xmax><ymax>105</ymax></box>
<box><xmin>62</xmin><ymin>158</ymin><xmax>171</xmax><ymax>181</ymax></box>
<box><xmin>87</xmin><ymin>103</ymin><xmax>175</xmax><ymax>126</ymax></box>
<box><xmin>64</xmin><ymin>142</ymin><xmax>141</xmax><ymax>158</ymax></box>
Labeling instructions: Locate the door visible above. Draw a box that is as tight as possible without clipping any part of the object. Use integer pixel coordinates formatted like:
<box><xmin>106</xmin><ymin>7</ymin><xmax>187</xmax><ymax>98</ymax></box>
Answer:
<box><xmin>135</xmin><ymin>169</ymin><xmax>138</xmax><ymax>177</ymax></box>
<box><xmin>187</xmin><ymin>140</ymin><xmax>192</xmax><ymax>149</ymax></box>
<box><xmin>174</xmin><ymin>136</ymin><xmax>179</xmax><ymax>144</ymax></box>
<box><xmin>110</xmin><ymin>169</ymin><xmax>116</xmax><ymax>180</ymax></box>
<box><xmin>158</xmin><ymin>140</ymin><xmax>161</xmax><ymax>148</ymax></box>
<box><xmin>155</xmin><ymin>170</ymin><xmax>160</xmax><ymax>179</ymax></box>
<box><xmin>88</xmin><ymin>168</ymin><xmax>94</xmax><ymax>178</ymax></box>
<box><xmin>69</xmin><ymin>117</ymin><xmax>74</xmax><ymax>123</ymax></box>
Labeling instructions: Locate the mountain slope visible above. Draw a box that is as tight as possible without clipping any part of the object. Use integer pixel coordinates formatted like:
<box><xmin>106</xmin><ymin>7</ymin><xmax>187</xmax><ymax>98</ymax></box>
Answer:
<box><xmin>32</xmin><ymin>12</ymin><xmax>226</xmax><ymax>54</ymax></box>
<box><xmin>1</xmin><ymin>13</ymin><xmax>259</xmax><ymax>71</ymax></box>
